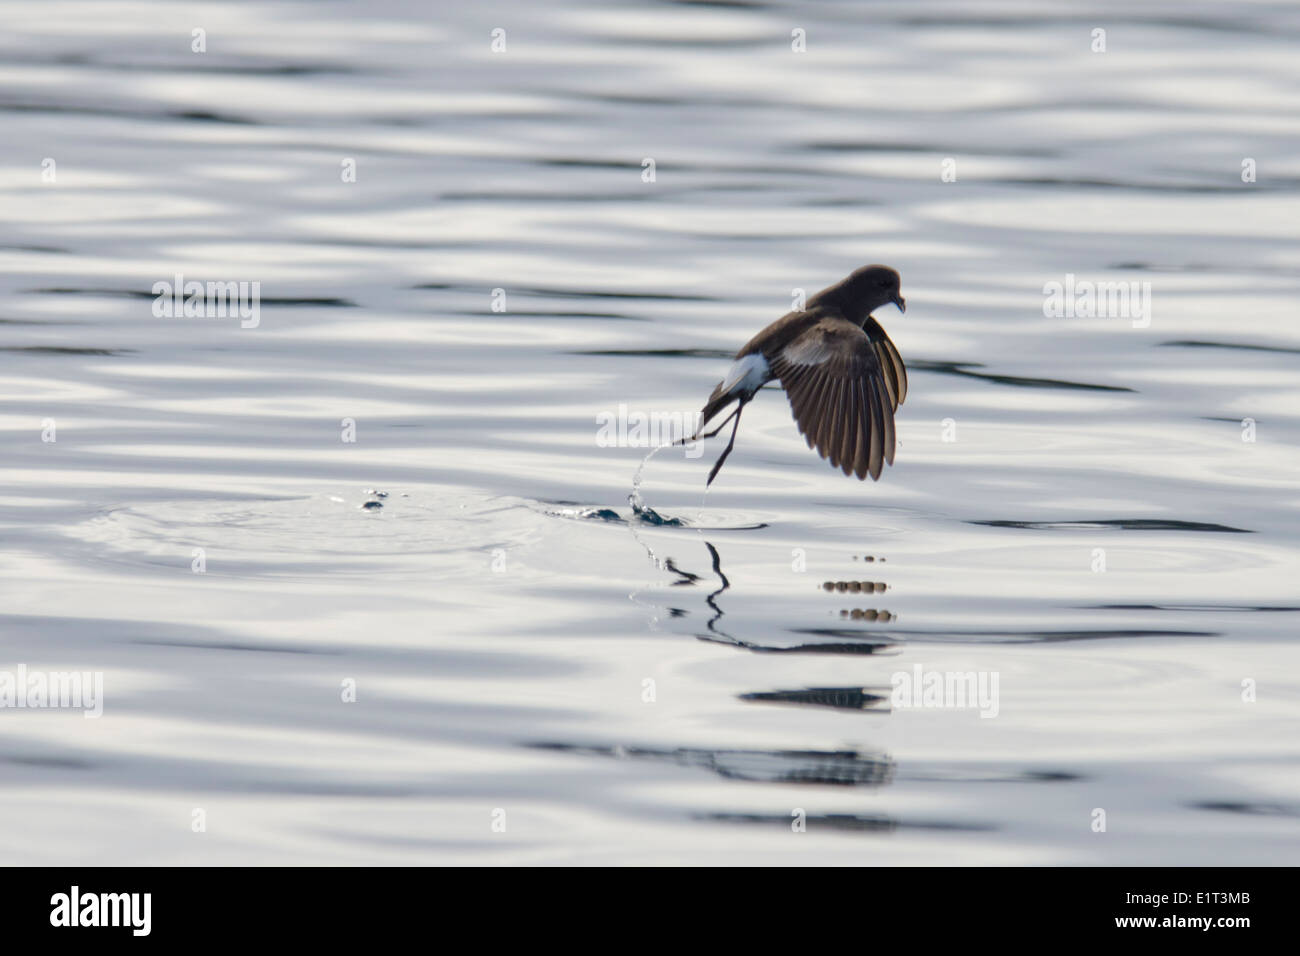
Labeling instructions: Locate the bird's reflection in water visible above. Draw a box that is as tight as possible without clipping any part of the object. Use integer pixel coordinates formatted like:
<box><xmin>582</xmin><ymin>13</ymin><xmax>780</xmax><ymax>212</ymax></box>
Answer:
<box><xmin>698</xmin><ymin>812</ymin><xmax>996</xmax><ymax>834</ymax></box>
<box><xmin>702</xmin><ymin>541</ymin><xmax>730</xmax><ymax>635</ymax></box>
<box><xmin>661</xmin><ymin>558</ymin><xmax>701</xmax><ymax>586</ymax></box>
<box><xmin>556</xmin><ymin>531</ymin><xmax>1080</xmax><ymax>835</ymax></box>
<box><xmin>691</xmin><ymin>539</ymin><xmax>898</xmax><ymax>657</ymax></box>
<box><xmin>666</xmin><ymin>538</ymin><xmax>1212</xmax><ymax>645</ymax></box>
<box><xmin>685</xmin><ymin>540</ymin><xmax>897</xmax><ymax>715</ymax></box>
<box><xmin>739</xmin><ymin>687</ymin><xmax>890</xmax><ymax>712</ymax></box>
<box><xmin>533</xmin><ymin>537</ymin><xmax>1080</xmax><ymax>834</ymax></box>
<box><xmin>529</xmin><ymin>742</ymin><xmax>895</xmax><ymax>788</ymax></box>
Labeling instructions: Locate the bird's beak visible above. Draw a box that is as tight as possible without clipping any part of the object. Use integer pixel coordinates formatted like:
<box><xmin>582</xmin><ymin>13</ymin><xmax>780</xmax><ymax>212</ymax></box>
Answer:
<box><xmin>893</xmin><ymin>295</ymin><xmax>906</xmax><ymax>314</ymax></box>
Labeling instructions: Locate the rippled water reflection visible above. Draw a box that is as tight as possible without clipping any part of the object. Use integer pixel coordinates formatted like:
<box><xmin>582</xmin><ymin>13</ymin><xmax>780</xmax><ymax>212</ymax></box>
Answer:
<box><xmin>1</xmin><ymin>0</ymin><xmax>1298</xmax><ymax>864</ymax></box>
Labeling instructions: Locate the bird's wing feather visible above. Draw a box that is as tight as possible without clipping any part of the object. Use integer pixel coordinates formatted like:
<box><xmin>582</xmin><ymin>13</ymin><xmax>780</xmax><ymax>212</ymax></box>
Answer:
<box><xmin>767</xmin><ymin>316</ymin><xmax>903</xmax><ymax>480</ymax></box>
<box><xmin>864</xmin><ymin>315</ymin><xmax>907</xmax><ymax>409</ymax></box>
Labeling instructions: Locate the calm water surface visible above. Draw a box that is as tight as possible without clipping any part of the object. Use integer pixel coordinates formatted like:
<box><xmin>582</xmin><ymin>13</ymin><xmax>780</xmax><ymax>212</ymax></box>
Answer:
<box><xmin>1</xmin><ymin>0</ymin><xmax>1299</xmax><ymax>864</ymax></box>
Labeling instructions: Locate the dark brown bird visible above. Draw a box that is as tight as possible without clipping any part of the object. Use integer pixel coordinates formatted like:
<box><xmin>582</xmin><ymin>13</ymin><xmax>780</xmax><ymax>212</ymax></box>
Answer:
<box><xmin>686</xmin><ymin>265</ymin><xmax>907</xmax><ymax>485</ymax></box>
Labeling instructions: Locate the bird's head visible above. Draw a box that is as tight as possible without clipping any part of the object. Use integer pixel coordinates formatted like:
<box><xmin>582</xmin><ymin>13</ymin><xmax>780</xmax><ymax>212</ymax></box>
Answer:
<box><xmin>822</xmin><ymin>264</ymin><xmax>905</xmax><ymax>323</ymax></box>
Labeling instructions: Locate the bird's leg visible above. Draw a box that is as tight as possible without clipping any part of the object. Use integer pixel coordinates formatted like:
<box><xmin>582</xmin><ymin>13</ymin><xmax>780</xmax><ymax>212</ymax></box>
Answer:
<box><xmin>696</xmin><ymin>406</ymin><xmax>740</xmax><ymax>440</ymax></box>
<box><xmin>706</xmin><ymin>399</ymin><xmax>747</xmax><ymax>486</ymax></box>
<box><xmin>678</xmin><ymin>403</ymin><xmax>739</xmax><ymax>445</ymax></box>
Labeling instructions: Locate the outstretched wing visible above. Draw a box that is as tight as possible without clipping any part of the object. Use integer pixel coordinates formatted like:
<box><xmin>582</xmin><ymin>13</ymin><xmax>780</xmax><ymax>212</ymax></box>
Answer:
<box><xmin>767</xmin><ymin>316</ymin><xmax>905</xmax><ymax>480</ymax></box>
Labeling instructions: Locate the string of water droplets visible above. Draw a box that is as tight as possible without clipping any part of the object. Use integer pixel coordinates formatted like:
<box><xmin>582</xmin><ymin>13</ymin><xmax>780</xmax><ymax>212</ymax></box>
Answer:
<box><xmin>625</xmin><ymin>439</ymin><xmax>678</xmax><ymax>628</ymax></box>
<box><xmin>627</xmin><ymin>439</ymin><xmax>696</xmax><ymax>553</ymax></box>
<box><xmin>627</xmin><ymin>439</ymin><xmax>671</xmax><ymax>529</ymax></box>
<box><xmin>629</xmin><ymin>438</ymin><xmax>715</xmax><ymax>534</ymax></box>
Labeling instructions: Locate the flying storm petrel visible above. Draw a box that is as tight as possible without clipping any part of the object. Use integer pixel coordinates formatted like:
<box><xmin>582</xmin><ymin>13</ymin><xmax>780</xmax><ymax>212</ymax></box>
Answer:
<box><xmin>686</xmin><ymin>265</ymin><xmax>908</xmax><ymax>485</ymax></box>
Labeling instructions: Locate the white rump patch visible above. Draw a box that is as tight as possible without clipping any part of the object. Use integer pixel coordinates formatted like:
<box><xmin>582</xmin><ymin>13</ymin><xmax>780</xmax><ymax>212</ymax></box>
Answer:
<box><xmin>720</xmin><ymin>353</ymin><xmax>770</xmax><ymax>397</ymax></box>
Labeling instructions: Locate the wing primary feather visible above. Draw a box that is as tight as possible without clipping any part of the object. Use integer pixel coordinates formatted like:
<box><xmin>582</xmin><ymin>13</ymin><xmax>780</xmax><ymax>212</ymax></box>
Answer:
<box><xmin>813</xmin><ymin>370</ymin><xmax>834</xmax><ymax>460</ymax></box>
<box><xmin>851</xmin><ymin>378</ymin><xmax>869</xmax><ymax>480</ymax></box>
<box><xmin>798</xmin><ymin>372</ymin><xmax>819</xmax><ymax>450</ymax></box>
<box><xmin>875</xmin><ymin>342</ymin><xmax>899</xmax><ymax>410</ymax></box>
<box><xmin>847</xmin><ymin>377</ymin><xmax>868</xmax><ymax>476</ymax></box>
<box><xmin>876</xmin><ymin>376</ymin><xmax>896</xmax><ymax>466</ymax></box>
<box><xmin>820</xmin><ymin>374</ymin><xmax>840</xmax><ymax>469</ymax></box>
<box><xmin>887</xmin><ymin>338</ymin><xmax>908</xmax><ymax>405</ymax></box>
<box><xmin>867</xmin><ymin>377</ymin><xmax>883</xmax><ymax>480</ymax></box>
<box><xmin>831</xmin><ymin>376</ymin><xmax>849</xmax><ymax>475</ymax></box>
<box><xmin>829</xmin><ymin>375</ymin><xmax>848</xmax><ymax>472</ymax></box>
<box><xmin>840</xmin><ymin>377</ymin><xmax>855</xmax><ymax>477</ymax></box>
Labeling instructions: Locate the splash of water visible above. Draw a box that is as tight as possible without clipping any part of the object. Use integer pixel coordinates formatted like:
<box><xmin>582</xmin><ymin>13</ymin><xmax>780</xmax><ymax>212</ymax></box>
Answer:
<box><xmin>628</xmin><ymin>440</ymin><xmax>673</xmax><ymax>517</ymax></box>
<box><xmin>628</xmin><ymin>441</ymin><xmax>691</xmax><ymax>527</ymax></box>
<box><xmin>625</xmin><ymin>438</ymin><xmax>690</xmax><ymax>577</ymax></box>
<box><xmin>627</xmin><ymin>442</ymin><xmax>665</xmax><ymax>570</ymax></box>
